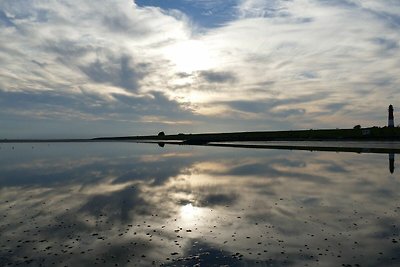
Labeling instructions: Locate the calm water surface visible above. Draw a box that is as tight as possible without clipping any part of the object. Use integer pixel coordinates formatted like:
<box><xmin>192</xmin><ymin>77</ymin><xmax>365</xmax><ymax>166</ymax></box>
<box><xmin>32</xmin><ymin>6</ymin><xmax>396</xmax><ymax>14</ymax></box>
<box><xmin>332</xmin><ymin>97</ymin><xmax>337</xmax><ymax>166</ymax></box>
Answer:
<box><xmin>0</xmin><ymin>143</ymin><xmax>399</xmax><ymax>266</ymax></box>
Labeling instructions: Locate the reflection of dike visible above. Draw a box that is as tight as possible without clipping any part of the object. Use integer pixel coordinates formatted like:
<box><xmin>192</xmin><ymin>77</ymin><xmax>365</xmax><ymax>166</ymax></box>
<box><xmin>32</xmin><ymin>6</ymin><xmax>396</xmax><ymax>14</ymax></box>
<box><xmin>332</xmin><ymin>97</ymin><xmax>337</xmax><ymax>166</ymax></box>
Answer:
<box><xmin>212</xmin><ymin>143</ymin><xmax>400</xmax><ymax>174</ymax></box>
<box><xmin>155</xmin><ymin>141</ymin><xmax>399</xmax><ymax>174</ymax></box>
<box><xmin>210</xmin><ymin>144</ymin><xmax>399</xmax><ymax>174</ymax></box>
<box><xmin>158</xmin><ymin>142</ymin><xmax>165</xmax><ymax>147</ymax></box>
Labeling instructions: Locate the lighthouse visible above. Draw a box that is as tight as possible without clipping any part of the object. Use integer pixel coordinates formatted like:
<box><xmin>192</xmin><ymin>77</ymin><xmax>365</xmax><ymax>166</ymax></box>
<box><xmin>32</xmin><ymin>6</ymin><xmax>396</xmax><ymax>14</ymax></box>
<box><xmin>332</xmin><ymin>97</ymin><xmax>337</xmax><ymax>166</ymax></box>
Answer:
<box><xmin>388</xmin><ymin>105</ymin><xmax>394</xmax><ymax>128</ymax></box>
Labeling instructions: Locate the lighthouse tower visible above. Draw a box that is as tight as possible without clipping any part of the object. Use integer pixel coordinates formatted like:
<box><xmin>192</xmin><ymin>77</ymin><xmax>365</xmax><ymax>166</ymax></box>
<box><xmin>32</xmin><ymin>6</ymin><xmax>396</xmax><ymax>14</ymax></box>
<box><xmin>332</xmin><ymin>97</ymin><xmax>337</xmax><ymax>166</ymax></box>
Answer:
<box><xmin>388</xmin><ymin>105</ymin><xmax>394</xmax><ymax>128</ymax></box>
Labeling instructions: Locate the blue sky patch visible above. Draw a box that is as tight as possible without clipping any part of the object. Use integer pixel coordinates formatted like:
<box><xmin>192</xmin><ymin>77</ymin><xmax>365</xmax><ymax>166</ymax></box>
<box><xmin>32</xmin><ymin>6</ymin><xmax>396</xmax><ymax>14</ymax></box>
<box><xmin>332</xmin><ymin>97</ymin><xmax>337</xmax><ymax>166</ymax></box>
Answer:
<box><xmin>135</xmin><ymin>0</ymin><xmax>238</xmax><ymax>27</ymax></box>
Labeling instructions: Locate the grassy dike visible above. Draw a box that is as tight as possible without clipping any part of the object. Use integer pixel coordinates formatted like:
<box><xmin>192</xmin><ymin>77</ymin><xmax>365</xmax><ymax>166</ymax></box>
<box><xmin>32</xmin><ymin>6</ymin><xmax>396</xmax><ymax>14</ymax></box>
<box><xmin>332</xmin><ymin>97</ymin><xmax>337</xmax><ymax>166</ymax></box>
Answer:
<box><xmin>93</xmin><ymin>127</ymin><xmax>400</xmax><ymax>143</ymax></box>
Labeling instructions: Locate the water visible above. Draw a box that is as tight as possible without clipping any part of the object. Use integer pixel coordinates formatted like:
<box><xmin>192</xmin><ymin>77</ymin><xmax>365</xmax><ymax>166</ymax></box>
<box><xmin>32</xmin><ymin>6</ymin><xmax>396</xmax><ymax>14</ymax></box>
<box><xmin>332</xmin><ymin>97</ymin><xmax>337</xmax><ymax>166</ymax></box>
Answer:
<box><xmin>0</xmin><ymin>142</ymin><xmax>399</xmax><ymax>266</ymax></box>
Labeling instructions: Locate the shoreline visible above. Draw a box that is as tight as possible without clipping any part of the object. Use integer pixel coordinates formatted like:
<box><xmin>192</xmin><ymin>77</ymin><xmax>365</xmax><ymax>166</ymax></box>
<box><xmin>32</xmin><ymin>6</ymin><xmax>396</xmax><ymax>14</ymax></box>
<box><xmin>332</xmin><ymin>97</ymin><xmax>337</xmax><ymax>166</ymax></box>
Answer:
<box><xmin>1</xmin><ymin>139</ymin><xmax>400</xmax><ymax>154</ymax></box>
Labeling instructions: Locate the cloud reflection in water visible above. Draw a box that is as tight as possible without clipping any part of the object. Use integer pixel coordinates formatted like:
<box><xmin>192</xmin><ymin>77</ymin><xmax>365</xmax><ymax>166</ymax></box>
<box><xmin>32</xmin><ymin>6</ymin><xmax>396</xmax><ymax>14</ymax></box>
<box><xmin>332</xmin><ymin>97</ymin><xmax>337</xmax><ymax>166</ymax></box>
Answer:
<box><xmin>0</xmin><ymin>143</ymin><xmax>399</xmax><ymax>266</ymax></box>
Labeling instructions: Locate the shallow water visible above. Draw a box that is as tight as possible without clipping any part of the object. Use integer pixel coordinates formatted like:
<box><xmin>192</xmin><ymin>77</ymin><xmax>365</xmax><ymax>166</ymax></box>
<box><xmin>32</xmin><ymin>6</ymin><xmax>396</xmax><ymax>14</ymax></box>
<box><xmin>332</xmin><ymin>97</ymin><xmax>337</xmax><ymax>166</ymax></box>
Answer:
<box><xmin>0</xmin><ymin>142</ymin><xmax>399</xmax><ymax>266</ymax></box>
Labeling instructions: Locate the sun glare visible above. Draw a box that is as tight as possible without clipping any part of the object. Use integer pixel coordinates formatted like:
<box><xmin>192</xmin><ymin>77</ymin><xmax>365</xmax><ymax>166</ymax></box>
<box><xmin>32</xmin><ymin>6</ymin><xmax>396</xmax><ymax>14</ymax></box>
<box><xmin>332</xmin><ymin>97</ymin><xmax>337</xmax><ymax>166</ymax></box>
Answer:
<box><xmin>180</xmin><ymin>203</ymin><xmax>202</xmax><ymax>221</ymax></box>
<box><xmin>180</xmin><ymin>203</ymin><xmax>194</xmax><ymax>216</ymax></box>
<box><xmin>164</xmin><ymin>40</ymin><xmax>215</xmax><ymax>73</ymax></box>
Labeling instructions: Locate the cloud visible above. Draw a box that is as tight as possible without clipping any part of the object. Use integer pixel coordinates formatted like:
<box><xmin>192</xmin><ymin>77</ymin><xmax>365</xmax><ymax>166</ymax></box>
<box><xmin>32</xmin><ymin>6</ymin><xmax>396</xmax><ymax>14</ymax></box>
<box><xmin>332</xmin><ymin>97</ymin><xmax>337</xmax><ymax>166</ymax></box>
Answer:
<box><xmin>225</xmin><ymin>162</ymin><xmax>331</xmax><ymax>184</ymax></box>
<box><xmin>79</xmin><ymin>54</ymin><xmax>146</xmax><ymax>92</ymax></box>
<box><xmin>324</xmin><ymin>102</ymin><xmax>348</xmax><ymax>114</ymax></box>
<box><xmin>183</xmin><ymin>0</ymin><xmax>400</xmax><ymax>127</ymax></box>
<box><xmin>238</xmin><ymin>0</ymin><xmax>289</xmax><ymax>18</ymax></box>
<box><xmin>213</xmin><ymin>93</ymin><xmax>326</xmax><ymax>120</ymax></box>
<box><xmin>79</xmin><ymin>187</ymin><xmax>150</xmax><ymax>223</ymax></box>
<box><xmin>198</xmin><ymin>70</ymin><xmax>237</xmax><ymax>83</ymax></box>
<box><xmin>224</xmin><ymin>100</ymin><xmax>267</xmax><ymax>113</ymax></box>
<box><xmin>0</xmin><ymin>0</ymin><xmax>190</xmax><ymax>91</ymax></box>
<box><xmin>1</xmin><ymin>0</ymin><xmax>400</xmax><ymax>136</ymax></box>
<box><xmin>0</xmin><ymin>89</ymin><xmax>200</xmax><ymax>138</ymax></box>
<box><xmin>197</xmin><ymin>192</ymin><xmax>239</xmax><ymax>207</ymax></box>
<box><xmin>371</xmin><ymin>37</ymin><xmax>399</xmax><ymax>51</ymax></box>
<box><xmin>238</xmin><ymin>0</ymin><xmax>314</xmax><ymax>23</ymax></box>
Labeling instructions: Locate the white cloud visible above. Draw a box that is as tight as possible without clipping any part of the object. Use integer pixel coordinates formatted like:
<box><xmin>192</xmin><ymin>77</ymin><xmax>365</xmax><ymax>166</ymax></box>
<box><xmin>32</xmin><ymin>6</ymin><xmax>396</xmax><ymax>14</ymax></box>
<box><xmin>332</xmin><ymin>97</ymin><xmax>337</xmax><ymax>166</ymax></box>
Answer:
<box><xmin>164</xmin><ymin>0</ymin><xmax>400</xmax><ymax>128</ymax></box>
<box><xmin>0</xmin><ymin>0</ymin><xmax>191</xmax><ymax>94</ymax></box>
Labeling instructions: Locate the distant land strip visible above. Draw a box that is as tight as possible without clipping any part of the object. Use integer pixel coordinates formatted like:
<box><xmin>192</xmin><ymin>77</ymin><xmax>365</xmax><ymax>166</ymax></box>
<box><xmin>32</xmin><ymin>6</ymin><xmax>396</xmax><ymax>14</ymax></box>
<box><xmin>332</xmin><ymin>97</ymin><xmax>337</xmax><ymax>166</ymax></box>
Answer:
<box><xmin>93</xmin><ymin>127</ymin><xmax>400</xmax><ymax>143</ymax></box>
<box><xmin>2</xmin><ymin>128</ymin><xmax>400</xmax><ymax>154</ymax></box>
<box><xmin>2</xmin><ymin>127</ymin><xmax>400</xmax><ymax>143</ymax></box>
<box><xmin>0</xmin><ymin>139</ymin><xmax>93</xmax><ymax>143</ymax></box>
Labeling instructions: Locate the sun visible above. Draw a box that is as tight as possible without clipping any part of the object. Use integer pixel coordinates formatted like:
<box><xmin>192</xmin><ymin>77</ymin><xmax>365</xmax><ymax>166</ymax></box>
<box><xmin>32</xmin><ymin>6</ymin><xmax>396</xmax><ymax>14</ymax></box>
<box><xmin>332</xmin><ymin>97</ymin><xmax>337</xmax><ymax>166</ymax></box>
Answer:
<box><xmin>164</xmin><ymin>40</ymin><xmax>216</xmax><ymax>73</ymax></box>
<box><xmin>180</xmin><ymin>203</ymin><xmax>196</xmax><ymax>218</ymax></box>
<box><xmin>179</xmin><ymin>203</ymin><xmax>204</xmax><ymax>223</ymax></box>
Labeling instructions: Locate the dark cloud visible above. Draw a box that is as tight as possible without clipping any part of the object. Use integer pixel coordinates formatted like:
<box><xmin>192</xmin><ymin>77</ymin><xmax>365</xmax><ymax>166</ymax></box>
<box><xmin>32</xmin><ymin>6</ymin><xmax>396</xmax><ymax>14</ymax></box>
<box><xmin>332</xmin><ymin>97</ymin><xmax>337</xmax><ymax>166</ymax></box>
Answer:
<box><xmin>324</xmin><ymin>163</ymin><xmax>349</xmax><ymax>173</ymax></box>
<box><xmin>0</xmin><ymin>90</ymin><xmax>74</xmax><ymax>108</ymax></box>
<box><xmin>111</xmin><ymin>156</ymin><xmax>193</xmax><ymax>185</ymax></box>
<box><xmin>31</xmin><ymin>59</ymin><xmax>47</xmax><ymax>68</ymax></box>
<box><xmin>226</xmin><ymin>100</ymin><xmax>267</xmax><ymax>113</ymax></box>
<box><xmin>79</xmin><ymin>187</ymin><xmax>150</xmax><ymax>223</ymax></box>
<box><xmin>111</xmin><ymin>90</ymin><xmax>195</xmax><ymax>119</ymax></box>
<box><xmin>316</xmin><ymin>0</ymin><xmax>359</xmax><ymax>8</ymax></box>
<box><xmin>0</xmin><ymin>90</ymin><xmax>107</xmax><ymax>117</ymax></box>
<box><xmin>378</xmin><ymin>12</ymin><xmax>400</xmax><ymax>28</ymax></box>
<box><xmin>0</xmin><ymin>141</ymin><xmax>198</xmax><ymax>188</ymax></box>
<box><xmin>273</xmin><ymin>108</ymin><xmax>306</xmax><ymax>118</ymax></box>
<box><xmin>102</xmin><ymin>13</ymin><xmax>132</xmax><ymax>32</ymax></box>
<box><xmin>226</xmin><ymin>162</ymin><xmax>331</xmax><ymax>184</ymax></box>
<box><xmin>268</xmin><ymin>157</ymin><xmax>307</xmax><ymax>168</ymax></box>
<box><xmin>0</xmin><ymin>88</ymin><xmax>192</xmax><ymax>120</ymax></box>
<box><xmin>80</xmin><ymin>54</ymin><xmax>147</xmax><ymax>92</ymax></box>
<box><xmin>0</xmin><ymin>156</ymin><xmax>142</xmax><ymax>188</ymax></box>
<box><xmin>198</xmin><ymin>70</ymin><xmax>237</xmax><ymax>83</ymax></box>
<box><xmin>101</xmin><ymin>13</ymin><xmax>151</xmax><ymax>36</ymax></box>
<box><xmin>175</xmin><ymin>72</ymin><xmax>192</xmax><ymax>78</ymax></box>
<box><xmin>299</xmin><ymin>71</ymin><xmax>318</xmax><ymax>79</ymax></box>
<box><xmin>324</xmin><ymin>102</ymin><xmax>348</xmax><ymax>113</ymax></box>
<box><xmin>373</xmin><ymin>77</ymin><xmax>395</xmax><ymax>87</ymax></box>
<box><xmin>296</xmin><ymin>17</ymin><xmax>313</xmax><ymax>23</ymax></box>
<box><xmin>372</xmin><ymin>37</ymin><xmax>399</xmax><ymax>51</ymax></box>
<box><xmin>0</xmin><ymin>89</ymin><xmax>198</xmax><ymax>138</ymax></box>
<box><xmin>218</xmin><ymin>93</ymin><xmax>326</xmax><ymax>116</ymax></box>
<box><xmin>197</xmin><ymin>192</ymin><xmax>238</xmax><ymax>207</ymax></box>
<box><xmin>45</xmin><ymin>39</ymin><xmax>94</xmax><ymax>59</ymax></box>
<box><xmin>301</xmin><ymin>196</ymin><xmax>321</xmax><ymax>206</ymax></box>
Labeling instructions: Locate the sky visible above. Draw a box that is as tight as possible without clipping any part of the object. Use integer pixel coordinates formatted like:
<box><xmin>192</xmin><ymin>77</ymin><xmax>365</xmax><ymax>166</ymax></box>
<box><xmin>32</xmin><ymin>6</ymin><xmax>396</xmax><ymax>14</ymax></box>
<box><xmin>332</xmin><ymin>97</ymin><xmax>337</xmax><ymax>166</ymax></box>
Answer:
<box><xmin>0</xmin><ymin>0</ymin><xmax>400</xmax><ymax>138</ymax></box>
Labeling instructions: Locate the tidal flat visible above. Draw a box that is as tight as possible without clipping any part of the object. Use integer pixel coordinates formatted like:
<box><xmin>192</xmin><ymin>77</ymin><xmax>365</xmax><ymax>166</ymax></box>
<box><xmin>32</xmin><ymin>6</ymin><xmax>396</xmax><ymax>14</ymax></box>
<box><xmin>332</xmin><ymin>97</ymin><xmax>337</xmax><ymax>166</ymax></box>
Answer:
<box><xmin>0</xmin><ymin>142</ymin><xmax>399</xmax><ymax>266</ymax></box>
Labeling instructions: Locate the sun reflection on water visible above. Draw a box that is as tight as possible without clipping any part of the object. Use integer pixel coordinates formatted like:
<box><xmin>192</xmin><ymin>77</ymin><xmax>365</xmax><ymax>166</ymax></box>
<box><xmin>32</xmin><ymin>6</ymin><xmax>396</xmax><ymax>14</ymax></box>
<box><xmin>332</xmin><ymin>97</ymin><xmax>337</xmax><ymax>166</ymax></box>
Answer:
<box><xmin>180</xmin><ymin>203</ymin><xmax>197</xmax><ymax>220</ymax></box>
<box><xmin>179</xmin><ymin>203</ymin><xmax>211</xmax><ymax>229</ymax></box>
